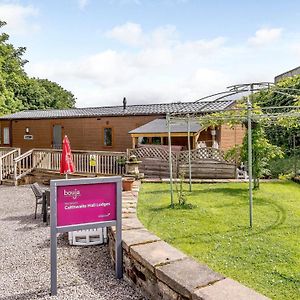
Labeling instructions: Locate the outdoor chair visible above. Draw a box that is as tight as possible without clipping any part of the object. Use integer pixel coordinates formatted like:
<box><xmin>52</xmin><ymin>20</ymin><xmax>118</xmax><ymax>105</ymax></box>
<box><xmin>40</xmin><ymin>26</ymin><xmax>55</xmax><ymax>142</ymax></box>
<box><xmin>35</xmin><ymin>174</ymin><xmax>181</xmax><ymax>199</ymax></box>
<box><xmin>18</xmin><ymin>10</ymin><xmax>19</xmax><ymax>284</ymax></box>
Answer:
<box><xmin>30</xmin><ymin>182</ymin><xmax>44</xmax><ymax>219</ymax></box>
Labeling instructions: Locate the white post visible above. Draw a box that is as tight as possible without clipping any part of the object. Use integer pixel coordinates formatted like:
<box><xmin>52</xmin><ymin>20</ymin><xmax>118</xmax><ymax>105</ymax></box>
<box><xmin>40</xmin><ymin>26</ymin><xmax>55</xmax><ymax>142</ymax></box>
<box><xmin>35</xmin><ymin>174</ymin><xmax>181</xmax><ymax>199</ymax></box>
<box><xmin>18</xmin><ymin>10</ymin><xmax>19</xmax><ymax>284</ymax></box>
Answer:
<box><xmin>247</xmin><ymin>84</ymin><xmax>253</xmax><ymax>228</ymax></box>
<box><xmin>187</xmin><ymin>115</ymin><xmax>192</xmax><ymax>192</ymax></box>
<box><xmin>167</xmin><ymin>114</ymin><xmax>174</xmax><ymax>207</ymax></box>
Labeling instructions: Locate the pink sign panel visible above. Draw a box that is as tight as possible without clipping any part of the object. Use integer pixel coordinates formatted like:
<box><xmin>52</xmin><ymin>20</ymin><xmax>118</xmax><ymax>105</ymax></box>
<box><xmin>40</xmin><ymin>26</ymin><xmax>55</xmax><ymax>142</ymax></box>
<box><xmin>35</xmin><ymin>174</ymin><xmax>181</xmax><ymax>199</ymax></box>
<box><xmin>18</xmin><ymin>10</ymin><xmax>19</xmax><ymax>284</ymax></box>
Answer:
<box><xmin>57</xmin><ymin>182</ymin><xmax>116</xmax><ymax>227</ymax></box>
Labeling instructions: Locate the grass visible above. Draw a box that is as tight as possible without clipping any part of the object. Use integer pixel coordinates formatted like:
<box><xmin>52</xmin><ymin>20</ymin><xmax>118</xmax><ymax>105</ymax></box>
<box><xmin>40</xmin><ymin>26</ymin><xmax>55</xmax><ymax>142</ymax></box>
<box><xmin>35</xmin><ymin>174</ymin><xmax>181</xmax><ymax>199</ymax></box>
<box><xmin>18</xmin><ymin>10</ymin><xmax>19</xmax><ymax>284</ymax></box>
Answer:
<box><xmin>137</xmin><ymin>181</ymin><xmax>300</xmax><ymax>299</ymax></box>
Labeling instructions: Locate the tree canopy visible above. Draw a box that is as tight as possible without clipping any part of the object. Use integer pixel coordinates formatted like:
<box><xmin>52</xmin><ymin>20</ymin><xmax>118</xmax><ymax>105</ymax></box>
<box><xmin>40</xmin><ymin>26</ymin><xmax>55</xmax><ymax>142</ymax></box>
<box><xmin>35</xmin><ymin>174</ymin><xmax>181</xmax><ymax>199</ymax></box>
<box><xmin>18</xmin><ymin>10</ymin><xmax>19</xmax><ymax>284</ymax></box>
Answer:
<box><xmin>197</xmin><ymin>81</ymin><xmax>300</xmax><ymax>188</ymax></box>
<box><xmin>0</xmin><ymin>21</ymin><xmax>76</xmax><ymax>116</ymax></box>
<box><xmin>256</xmin><ymin>76</ymin><xmax>300</xmax><ymax>154</ymax></box>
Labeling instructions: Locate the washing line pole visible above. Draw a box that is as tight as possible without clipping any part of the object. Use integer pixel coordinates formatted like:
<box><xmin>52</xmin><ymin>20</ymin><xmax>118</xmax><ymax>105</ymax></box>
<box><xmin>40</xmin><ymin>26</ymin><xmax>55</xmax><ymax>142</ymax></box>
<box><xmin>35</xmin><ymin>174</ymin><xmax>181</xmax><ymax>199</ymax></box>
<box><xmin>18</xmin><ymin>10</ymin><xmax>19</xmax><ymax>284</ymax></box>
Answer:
<box><xmin>167</xmin><ymin>114</ymin><xmax>174</xmax><ymax>207</ymax></box>
<box><xmin>293</xmin><ymin>134</ymin><xmax>297</xmax><ymax>176</ymax></box>
<box><xmin>187</xmin><ymin>115</ymin><xmax>192</xmax><ymax>192</ymax></box>
<box><xmin>247</xmin><ymin>84</ymin><xmax>253</xmax><ymax>228</ymax></box>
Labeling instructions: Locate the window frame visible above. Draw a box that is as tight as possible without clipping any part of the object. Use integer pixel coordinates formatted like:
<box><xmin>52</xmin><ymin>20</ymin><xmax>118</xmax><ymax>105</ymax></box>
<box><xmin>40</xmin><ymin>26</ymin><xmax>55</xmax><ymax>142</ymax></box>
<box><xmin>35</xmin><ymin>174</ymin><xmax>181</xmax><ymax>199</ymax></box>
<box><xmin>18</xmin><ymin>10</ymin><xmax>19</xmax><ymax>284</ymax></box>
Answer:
<box><xmin>103</xmin><ymin>127</ymin><xmax>113</xmax><ymax>148</ymax></box>
<box><xmin>3</xmin><ymin>127</ymin><xmax>10</xmax><ymax>145</ymax></box>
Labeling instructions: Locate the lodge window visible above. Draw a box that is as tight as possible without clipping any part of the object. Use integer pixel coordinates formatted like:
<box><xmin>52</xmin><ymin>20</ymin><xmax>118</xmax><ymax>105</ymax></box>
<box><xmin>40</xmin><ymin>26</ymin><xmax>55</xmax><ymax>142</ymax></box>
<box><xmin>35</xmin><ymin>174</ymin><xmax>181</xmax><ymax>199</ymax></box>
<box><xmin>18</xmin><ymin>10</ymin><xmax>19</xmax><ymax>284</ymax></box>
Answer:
<box><xmin>3</xmin><ymin>127</ymin><xmax>10</xmax><ymax>145</ymax></box>
<box><xmin>103</xmin><ymin>127</ymin><xmax>112</xmax><ymax>147</ymax></box>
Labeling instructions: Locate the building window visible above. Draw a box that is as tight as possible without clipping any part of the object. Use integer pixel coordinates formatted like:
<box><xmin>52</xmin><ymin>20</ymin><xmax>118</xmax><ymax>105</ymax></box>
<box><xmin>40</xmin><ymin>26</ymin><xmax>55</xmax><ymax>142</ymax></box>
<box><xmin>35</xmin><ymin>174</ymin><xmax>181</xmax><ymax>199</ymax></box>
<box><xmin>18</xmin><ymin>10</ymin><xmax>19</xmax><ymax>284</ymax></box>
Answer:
<box><xmin>104</xmin><ymin>127</ymin><xmax>112</xmax><ymax>147</ymax></box>
<box><xmin>3</xmin><ymin>127</ymin><xmax>10</xmax><ymax>145</ymax></box>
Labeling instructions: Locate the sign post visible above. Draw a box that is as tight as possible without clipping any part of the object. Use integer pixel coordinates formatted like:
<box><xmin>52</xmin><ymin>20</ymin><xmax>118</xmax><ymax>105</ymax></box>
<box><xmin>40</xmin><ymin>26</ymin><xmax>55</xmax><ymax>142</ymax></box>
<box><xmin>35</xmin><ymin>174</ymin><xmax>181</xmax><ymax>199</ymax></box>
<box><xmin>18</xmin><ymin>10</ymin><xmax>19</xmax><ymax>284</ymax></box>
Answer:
<box><xmin>50</xmin><ymin>176</ymin><xmax>123</xmax><ymax>296</ymax></box>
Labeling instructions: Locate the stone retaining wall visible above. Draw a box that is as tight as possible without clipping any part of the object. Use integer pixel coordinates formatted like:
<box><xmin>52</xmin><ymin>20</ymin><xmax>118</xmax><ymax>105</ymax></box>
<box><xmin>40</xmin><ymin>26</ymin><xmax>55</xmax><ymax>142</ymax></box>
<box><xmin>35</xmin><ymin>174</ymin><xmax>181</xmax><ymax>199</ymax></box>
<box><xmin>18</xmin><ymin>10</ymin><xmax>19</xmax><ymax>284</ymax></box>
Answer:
<box><xmin>108</xmin><ymin>182</ymin><xmax>269</xmax><ymax>300</ymax></box>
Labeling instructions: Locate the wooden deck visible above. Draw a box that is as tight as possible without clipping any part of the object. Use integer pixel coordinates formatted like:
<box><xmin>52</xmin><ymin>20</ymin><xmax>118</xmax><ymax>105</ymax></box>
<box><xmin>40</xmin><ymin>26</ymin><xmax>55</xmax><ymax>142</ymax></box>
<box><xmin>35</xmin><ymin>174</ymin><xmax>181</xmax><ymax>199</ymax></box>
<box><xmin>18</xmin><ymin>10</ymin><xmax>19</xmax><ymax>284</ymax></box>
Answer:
<box><xmin>129</xmin><ymin>146</ymin><xmax>237</xmax><ymax>179</ymax></box>
<box><xmin>0</xmin><ymin>146</ymin><xmax>237</xmax><ymax>185</ymax></box>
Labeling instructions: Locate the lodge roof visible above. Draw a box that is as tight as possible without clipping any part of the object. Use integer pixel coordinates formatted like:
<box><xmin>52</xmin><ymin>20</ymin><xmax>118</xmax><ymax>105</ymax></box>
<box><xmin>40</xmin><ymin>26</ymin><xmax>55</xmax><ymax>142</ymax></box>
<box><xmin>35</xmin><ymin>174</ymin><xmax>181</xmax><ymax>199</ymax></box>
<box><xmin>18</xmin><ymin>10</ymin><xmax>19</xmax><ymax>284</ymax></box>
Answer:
<box><xmin>129</xmin><ymin>118</ymin><xmax>201</xmax><ymax>134</ymax></box>
<box><xmin>0</xmin><ymin>100</ymin><xmax>233</xmax><ymax>120</ymax></box>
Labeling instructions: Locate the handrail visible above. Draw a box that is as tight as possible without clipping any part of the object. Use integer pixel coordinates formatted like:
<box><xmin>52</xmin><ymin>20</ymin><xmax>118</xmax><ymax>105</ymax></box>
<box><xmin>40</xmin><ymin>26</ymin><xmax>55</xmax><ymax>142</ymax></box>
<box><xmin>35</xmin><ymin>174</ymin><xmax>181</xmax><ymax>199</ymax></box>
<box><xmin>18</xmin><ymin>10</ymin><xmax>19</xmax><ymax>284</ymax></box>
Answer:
<box><xmin>13</xmin><ymin>149</ymin><xmax>35</xmax><ymax>183</ymax></box>
<box><xmin>0</xmin><ymin>148</ymin><xmax>20</xmax><ymax>182</ymax></box>
<box><xmin>14</xmin><ymin>149</ymin><xmax>34</xmax><ymax>163</ymax></box>
<box><xmin>10</xmin><ymin>148</ymin><xmax>127</xmax><ymax>183</ymax></box>
<box><xmin>32</xmin><ymin>148</ymin><xmax>126</xmax><ymax>155</ymax></box>
<box><xmin>1</xmin><ymin>148</ymin><xmax>20</xmax><ymax>160</ymax></box>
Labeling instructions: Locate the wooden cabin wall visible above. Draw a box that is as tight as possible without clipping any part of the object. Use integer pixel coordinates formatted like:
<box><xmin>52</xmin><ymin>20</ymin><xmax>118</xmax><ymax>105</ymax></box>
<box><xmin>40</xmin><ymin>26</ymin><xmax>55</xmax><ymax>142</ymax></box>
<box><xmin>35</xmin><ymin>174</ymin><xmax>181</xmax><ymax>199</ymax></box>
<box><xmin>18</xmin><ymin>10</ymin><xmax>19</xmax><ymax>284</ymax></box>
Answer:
<box><xmin>5</xmin><ymin>115</ymin><xmax>158</xmax><ymax>152</ymax></box>
<box><xmin>219</xmin><ymin>124</ymin><xmax>246</xmax><ymax>150</ymax></box>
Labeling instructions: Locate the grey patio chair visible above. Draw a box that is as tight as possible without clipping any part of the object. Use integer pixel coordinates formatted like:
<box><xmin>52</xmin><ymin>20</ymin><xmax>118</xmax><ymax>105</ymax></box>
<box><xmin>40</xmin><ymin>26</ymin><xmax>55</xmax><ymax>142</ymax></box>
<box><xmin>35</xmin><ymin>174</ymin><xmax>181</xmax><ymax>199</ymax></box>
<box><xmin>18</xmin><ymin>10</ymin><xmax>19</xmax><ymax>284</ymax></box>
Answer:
<box><xmin>30</xmin><ymin>182</ymin><xmax>44</xmax><ymax>219</ymax></box>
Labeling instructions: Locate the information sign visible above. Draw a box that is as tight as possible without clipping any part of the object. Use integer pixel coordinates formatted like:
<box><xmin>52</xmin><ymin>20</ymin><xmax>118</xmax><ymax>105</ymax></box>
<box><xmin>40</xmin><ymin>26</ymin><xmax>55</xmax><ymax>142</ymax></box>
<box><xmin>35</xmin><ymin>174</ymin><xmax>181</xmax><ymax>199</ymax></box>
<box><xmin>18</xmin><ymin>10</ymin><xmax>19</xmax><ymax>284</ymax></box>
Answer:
<box><xmin>50</xmin><ymin>177</ymin><xmax>122</xmax><ymax>296</ymax></box>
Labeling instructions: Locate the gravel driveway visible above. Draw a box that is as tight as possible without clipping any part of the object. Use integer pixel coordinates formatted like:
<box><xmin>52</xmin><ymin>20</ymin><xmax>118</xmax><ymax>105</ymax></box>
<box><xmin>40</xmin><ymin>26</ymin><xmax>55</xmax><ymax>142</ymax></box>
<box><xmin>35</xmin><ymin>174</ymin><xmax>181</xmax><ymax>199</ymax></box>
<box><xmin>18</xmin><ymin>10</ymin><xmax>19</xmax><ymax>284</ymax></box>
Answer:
<box><xmin>0</xmin><ymin>185</ymin><xmax>145</xmax><ymax>300</ymax></box>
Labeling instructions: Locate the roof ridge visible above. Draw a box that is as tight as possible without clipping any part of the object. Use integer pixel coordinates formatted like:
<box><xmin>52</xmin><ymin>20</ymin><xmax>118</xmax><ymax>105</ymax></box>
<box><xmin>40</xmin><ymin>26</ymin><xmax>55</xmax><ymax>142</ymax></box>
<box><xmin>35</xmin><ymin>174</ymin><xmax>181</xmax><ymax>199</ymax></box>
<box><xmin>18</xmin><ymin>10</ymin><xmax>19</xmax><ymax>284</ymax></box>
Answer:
<box><xmin>13</xmin><ymin>100</ymin><xmax>203</xmax><ymax>114</ymax></box>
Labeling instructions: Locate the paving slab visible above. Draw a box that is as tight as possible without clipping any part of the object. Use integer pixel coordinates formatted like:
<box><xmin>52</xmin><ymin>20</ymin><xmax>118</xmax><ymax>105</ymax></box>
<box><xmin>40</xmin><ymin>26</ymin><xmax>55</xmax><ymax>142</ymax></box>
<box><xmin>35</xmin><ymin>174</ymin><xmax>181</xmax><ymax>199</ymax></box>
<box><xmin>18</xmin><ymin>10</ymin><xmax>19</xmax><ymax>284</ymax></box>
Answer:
<box><xmin>156</xmin><ymin>257</ymin><xmax>224</xmax><ymax>298</ymax></box>
<box><xmin>122</xmin><ymin>229</ymin><xmax>161</xmax><ymax>252</ymax></box>
<box><xmin>130</xmin><ymin>240</ymin><xmax>187</xmax><ymax>273</ymax></box>
<box><xmin>192</xmin><ymin>278</ymin><xmax>270</xmax><ymax>300</ymax></box>
<box><xmin>122</xmin><ymin>217</ymin><xmax>144</xmax><ymax>230</ymax></box>
<box><xmin>122</xmin><ymin>212</ymin><xmax>136</xmax><ymax>219</ymax></box>
<box><xmin>122</xmin><ymin>207</ymin><xmax>137</xmax><ymax>214</ymax></box>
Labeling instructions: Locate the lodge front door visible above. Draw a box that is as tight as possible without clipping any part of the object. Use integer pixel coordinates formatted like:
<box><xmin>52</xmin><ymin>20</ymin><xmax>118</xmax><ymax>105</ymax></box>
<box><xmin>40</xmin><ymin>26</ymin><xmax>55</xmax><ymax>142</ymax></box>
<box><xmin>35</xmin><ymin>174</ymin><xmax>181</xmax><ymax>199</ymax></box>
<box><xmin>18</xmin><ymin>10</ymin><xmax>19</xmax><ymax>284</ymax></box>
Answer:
<box><xmin>52</xmin><ymin>125</ymin><xmax>62</xmax><ymax>149</ymax></box>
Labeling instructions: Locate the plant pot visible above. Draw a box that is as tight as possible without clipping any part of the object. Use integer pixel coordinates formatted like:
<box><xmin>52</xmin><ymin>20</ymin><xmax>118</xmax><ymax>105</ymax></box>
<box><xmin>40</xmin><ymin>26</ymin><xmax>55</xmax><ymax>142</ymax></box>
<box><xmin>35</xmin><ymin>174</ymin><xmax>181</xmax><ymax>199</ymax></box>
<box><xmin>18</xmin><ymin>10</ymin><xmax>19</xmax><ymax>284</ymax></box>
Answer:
<box><xmin>122</xmin><ymin>178</ymin><xmax>135</xmax><ymax>191</ymax></box>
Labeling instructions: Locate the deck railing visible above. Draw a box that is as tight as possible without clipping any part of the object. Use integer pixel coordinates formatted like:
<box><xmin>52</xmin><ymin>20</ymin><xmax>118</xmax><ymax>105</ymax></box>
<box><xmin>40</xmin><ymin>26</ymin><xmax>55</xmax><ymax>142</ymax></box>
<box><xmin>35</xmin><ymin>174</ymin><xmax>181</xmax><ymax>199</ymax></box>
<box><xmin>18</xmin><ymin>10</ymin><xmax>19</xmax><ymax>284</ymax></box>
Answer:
<box><xmin>0</xmin><ymin>148</ymin><xmax>20</xmax><ymax>181</ymax></box>
<box><xmin>14</xmin><ymin>149</ymin><xmax>35</xmax><ymax>181</ymax></box>
<box><xmin>12</xmin><ymin>148</ymin><xmax>127</xmax><ymax>183</ymax></box>
<box><xmin>0</xmin><ymin>147</ymin><xmax>18</xmax><ymax>157</ymax></box>
<box><xmin>32</xmin><ymin>149</ymin><xmax>126</xmax><ymax>175</ymax></box>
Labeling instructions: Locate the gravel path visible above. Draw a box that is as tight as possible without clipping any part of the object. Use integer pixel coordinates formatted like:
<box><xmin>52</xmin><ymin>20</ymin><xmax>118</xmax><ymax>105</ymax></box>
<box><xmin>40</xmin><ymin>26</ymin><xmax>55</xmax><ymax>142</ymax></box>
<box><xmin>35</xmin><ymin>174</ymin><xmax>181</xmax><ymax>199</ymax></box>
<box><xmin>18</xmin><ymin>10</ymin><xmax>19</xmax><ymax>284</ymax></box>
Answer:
<box><xmin>0</xmin><ymin>185</ymin><xmax>145</xmax><ymax>300</ymax></box>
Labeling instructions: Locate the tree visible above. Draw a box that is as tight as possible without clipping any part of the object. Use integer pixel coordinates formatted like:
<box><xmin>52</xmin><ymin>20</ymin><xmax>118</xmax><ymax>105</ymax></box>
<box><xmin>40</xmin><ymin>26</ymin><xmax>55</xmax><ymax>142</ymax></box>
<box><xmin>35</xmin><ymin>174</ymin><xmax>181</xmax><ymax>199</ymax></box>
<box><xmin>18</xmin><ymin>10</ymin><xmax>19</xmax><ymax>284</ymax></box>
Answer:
<box><xmin>256</xmin><ymin>76</ymin><xmax>300</xmax><ymax>154</ymax></box>
<box><xmin>240</xmin><ymin>124</ymin><xmax>283</xmax><ymax>189</ymax></box>
<box><xmin>0</xmin><ymin>20</ymin><xmax>76</xmax><ymax>115</ymax></box>
<box><xmin>199</xmin><ymin>99</ymin><xmax>284</xmax><ymax>189</ymax></box>
<box><xmin>35</xmin><ymin>79</ymin><xmax>76</xmax><ymax>109</ymax></box>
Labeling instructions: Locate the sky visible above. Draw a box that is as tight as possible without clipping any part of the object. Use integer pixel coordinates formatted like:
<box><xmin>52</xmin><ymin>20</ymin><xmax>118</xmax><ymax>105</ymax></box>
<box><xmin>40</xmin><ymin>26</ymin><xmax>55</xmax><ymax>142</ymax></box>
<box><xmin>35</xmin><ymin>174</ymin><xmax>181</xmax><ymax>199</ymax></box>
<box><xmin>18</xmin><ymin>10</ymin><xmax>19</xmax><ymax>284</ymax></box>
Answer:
<box><xmin>1</xmin><ymin>0</ymin><xmax>300</xmax><ymax>108</ymax></box>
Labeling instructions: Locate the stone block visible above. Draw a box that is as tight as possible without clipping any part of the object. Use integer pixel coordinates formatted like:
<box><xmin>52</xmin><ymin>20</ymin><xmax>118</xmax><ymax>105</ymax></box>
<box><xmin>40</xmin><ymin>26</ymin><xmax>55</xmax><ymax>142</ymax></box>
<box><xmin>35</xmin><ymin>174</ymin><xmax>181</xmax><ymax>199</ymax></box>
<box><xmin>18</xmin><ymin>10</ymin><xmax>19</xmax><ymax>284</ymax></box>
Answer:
<box><xmin>122</xmin><ymin>212</ymin><xmax>136</xmax><ymax>219</ymax></box>
<box><xmin>122</xmin><ymin>217</ymin><xmax>145</xmax><ymax>230</ymax></box>
<box><xmin>156</xmin><ymin>258</ymin><xmax>224</xmax><ymax>299</ymax></box>
<box><xmin>123</xmin><ymin>207</ymin><xmax>137</xmax><ymax>214</ymax></box>
<box><xmin>131</xmin><ymin>241</ymin><xmax>187</xmax><ymax>273</ymax></box>
<box><xmin>122</xmin><ymin>229</ymin><xmax>161</xmax><ymax>252</ymax></box>
<box><xmin>129</xmin><ymin>255</ymin><xmax>160</xmax><ymax>299</ymax></box>
<box><xmin>157</xmin><ymin>280</ymin><xmax>180</xmax><ymax>300</ymax></box>
<box><xmin>192</xmin><ymin>278</ymin><xmax>270</xmax><ymax>300</ymax></box>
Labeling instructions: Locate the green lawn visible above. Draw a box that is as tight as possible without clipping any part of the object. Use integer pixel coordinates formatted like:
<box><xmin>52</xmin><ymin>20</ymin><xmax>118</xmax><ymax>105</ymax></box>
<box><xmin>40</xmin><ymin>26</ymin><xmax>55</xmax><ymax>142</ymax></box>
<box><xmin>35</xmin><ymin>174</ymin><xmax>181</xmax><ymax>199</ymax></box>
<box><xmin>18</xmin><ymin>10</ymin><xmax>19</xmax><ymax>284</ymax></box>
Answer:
<box><xmin>137</xmin><ymin>181</ymin><xmax>300</xmax><ymax>299</ymax></box>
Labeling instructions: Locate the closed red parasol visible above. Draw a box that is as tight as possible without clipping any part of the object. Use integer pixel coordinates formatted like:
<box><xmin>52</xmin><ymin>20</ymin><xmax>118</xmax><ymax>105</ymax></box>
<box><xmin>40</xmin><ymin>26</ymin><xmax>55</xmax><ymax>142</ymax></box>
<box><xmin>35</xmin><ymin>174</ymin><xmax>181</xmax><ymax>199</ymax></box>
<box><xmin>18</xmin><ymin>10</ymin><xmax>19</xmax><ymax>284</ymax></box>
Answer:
<box><xmin>60</xmin><ymin>135</ymin><xmax>74</xmax><ymax>178</ymax></box>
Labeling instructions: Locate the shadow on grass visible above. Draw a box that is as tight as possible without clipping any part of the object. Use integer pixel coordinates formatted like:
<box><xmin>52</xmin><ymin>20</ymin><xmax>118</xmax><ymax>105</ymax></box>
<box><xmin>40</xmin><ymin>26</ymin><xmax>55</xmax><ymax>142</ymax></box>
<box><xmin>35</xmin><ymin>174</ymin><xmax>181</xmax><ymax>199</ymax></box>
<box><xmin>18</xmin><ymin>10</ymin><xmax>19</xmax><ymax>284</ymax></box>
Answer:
<box><xmin>273</xmin><ymin>271</ymin><xmax>300</xmax><ymax>285</ymax></box>
<box><xmin>149</xmin><ymin>203</ymin><xmax>196</xmax><ymax>212</ymax></box>
<box><xmin>145</xmin><ymin>194</ymin><xmax>288</xmax><ymax>243</ymax></box>
<box><xmin>189</xmin><ymin>187</ymin><xmax>248</xmax><ymax>198</ymax></box>
<box><xmin>142</xmin><ymin>189</ymin><xmax>170</xmax><ymax>195</ymax></box>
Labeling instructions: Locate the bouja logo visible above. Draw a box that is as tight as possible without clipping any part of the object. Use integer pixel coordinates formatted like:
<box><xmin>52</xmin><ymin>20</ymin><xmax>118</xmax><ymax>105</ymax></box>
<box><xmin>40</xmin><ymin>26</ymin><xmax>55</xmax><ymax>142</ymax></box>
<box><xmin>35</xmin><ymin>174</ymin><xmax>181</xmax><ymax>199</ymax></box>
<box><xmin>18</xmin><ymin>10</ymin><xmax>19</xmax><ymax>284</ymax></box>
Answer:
<box><xmin>64</xmin><ymin>189</ymin><xmax>81</xmax><ymax>200</ymax></box>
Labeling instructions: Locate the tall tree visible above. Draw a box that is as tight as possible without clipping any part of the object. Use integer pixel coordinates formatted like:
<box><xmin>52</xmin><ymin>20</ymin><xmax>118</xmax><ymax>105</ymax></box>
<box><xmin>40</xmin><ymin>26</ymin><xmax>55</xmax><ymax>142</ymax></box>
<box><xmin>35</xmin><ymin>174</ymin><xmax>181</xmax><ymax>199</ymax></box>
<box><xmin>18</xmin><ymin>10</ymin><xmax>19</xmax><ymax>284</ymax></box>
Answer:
<box><xmin>35</xmin><ymin>79</ymin><xmax>76</xmax><ymax>109</ymax></box>
<box><xmin>257</xmin><ymin>76</ymin><xmax>300</xmax><ymax>154</ymax></box>
<box><xmin>0</xmin><ymin>20</ymin><xmax>76</xmax><ymax>115</ymax></box>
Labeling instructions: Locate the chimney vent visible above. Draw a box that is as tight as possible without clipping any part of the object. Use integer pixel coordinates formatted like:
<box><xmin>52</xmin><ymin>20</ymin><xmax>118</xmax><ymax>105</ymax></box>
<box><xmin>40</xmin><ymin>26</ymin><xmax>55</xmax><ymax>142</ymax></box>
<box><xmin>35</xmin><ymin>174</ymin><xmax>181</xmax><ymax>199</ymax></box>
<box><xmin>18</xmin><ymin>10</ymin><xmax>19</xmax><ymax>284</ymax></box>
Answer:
<box><xmin>123</xmin><ymin>97</ymin><xmax>127</xmax><ymax>110</ymax></box>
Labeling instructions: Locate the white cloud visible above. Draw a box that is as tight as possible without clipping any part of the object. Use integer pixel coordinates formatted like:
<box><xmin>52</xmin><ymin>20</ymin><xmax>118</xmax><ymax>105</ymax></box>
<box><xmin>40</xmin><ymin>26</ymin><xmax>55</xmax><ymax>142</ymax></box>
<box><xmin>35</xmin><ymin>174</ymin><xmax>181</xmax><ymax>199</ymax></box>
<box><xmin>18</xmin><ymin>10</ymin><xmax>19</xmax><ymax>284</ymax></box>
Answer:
<box><xmin>26</xmin><ymin>23</ymin><xmax>292</xmax><ymax>107</ymax></box>
<box><xmin>105</xmin><ymin>22</ymin><xmax>143</xmax><ymax>47</ymax></box>
<box><xmin>78</xmin><ymin>0</ymin><xmax>89</xmax><ymax>10</ymax></box>
<box><xmin>0</xmin><ymin>3</ymin><xmax>39</xmax><ymax>35</ymax></box>
<box><xmin>248</xmin><ymin>27</ymin><xmax>282</xmax><ymax>46</ymax></box>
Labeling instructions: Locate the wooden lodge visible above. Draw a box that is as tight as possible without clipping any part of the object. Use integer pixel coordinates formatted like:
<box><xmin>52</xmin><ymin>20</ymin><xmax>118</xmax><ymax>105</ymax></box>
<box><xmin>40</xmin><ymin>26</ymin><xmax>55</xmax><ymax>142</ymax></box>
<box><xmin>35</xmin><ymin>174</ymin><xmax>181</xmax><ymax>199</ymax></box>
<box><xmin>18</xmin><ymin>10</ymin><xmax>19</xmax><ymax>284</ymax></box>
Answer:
<box><xmin>0</xmin><ymin>100</ymin><xmax>244</xmax><ymax>153</ymax></box>
<box><xmin>0</xmin><ymin>100</ymin><xmax>245</xmax><ymax>184</ymax></box>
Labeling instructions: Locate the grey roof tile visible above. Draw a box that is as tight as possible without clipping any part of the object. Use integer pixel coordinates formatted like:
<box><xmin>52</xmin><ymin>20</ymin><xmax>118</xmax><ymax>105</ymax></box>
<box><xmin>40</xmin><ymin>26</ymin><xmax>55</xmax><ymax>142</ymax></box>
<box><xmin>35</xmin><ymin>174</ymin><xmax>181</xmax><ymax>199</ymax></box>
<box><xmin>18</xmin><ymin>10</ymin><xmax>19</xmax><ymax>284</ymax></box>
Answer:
<box><xmin>129</xmin><ymin>118</ymin><xmax>201</xmax><ymax>134</ymax></box>
<box><xmin>0</xmin><ymin>100</ymin><xmax>233</xmax><ymax>120</ymax></box>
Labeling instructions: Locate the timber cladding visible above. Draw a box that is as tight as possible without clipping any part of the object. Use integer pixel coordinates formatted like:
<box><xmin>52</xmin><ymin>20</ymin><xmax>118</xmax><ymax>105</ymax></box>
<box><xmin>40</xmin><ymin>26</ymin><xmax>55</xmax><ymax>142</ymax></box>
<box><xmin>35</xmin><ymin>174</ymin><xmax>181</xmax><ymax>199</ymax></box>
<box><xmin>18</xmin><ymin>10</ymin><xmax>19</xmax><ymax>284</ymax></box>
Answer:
<box><xmin>5</xmin><ymin>115</ymin><xmax>158</xmax><ymax>152</ymax></box>
<box><xmin>219</xmin><ymin>124</ymin><xmax>246</xmax><ymax>150</ymax></box>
